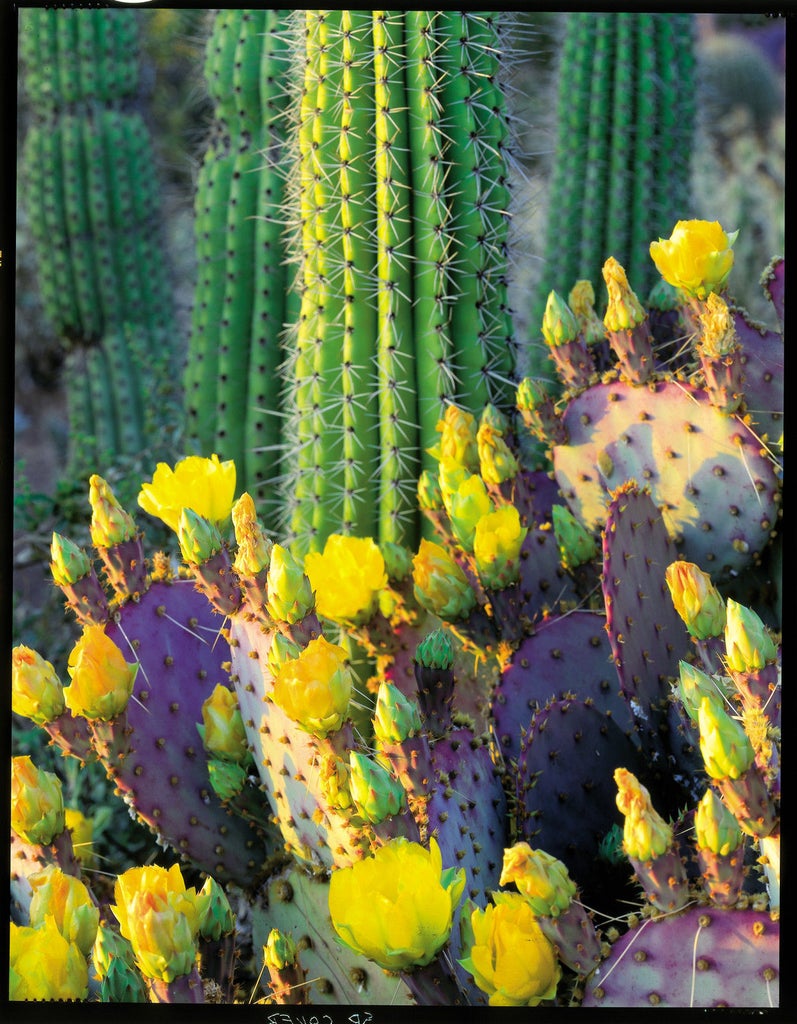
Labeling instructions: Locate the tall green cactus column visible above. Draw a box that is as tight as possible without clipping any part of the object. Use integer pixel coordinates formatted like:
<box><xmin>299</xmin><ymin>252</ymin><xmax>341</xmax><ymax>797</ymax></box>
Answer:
<box><xmin>18</xmin><ymin>8</ymin><xmax>180</xmax><ymax>478</ymax></box>
<box><xmin>529</xmin><ymin>12</ymin><xmax>696</xmax><ymax>376</ymax></box>
<box><xmin>282</xmin><ymin>10</ymin><xmax>519</xmax><ymax>558</ymax></box>
<box><xmin>185</xmin><ymin>10</ymin><xmax>295</xmax><ymax>513</ymax></box>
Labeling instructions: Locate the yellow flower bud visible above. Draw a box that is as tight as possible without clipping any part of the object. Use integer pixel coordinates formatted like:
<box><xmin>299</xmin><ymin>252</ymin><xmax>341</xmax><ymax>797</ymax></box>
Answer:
<box><xmin>111</xmin><ymin>864</ymin><xmax>202</xmax><ymax>982</ymax></box>
<box><xmin>10</xmin><ymin>917</ymin><xmax>89</xmax><ymax>1001</ymax></box>
<box><xmin>697</xmin><ymin>697</ymin><xmax>754</xmax><ymax>780</ymax></box>
<box><xmin>272</xmin><ymin>635</ymin><xmax>352</xmax><ymax>737</ymax></box>
<box><xmin>665</xmin><ymin>560</ymin><xmax>726</xmax><ymax>639</ymax></box>
<box><xmin>437</xmin><ymin>457</ymin><xmax>470</xmax><ymax>512</ymax></box>
<box><xmin>11</xmin><ymin>755</ymin><xmax>64</xmax><ymax>845</ymax></box>
<box><xmin>29</xmin><ymin>865</ymin><xmax>99</xmax><ymax>957</ymax></box>
<box><xmin>12</xmin><ymin>645</ymin><xmax>65</xmax><ymax>724</ymax></box>
<box><xmin>697</xmin><ymin>292</ymin><xmax>740</xmax><ymax>358</ymax></box>
<box><xmin>264</xmin><ymin>928</ymin><xmax>298</xmax><ymax>972</ymax></box>
<box><xmin>265</xmin><ymin>544</ymin><xmax>314</xmax><ymax>624</ymax></box>
<box><xmin>568</xmin><ymin>279</ymin><xmax>606</xmax><ymax>345</ymax></box>
<box><xmin>201</xmin><ymin>684</ymin><xmax>249</xmax><ymax>762</ymax></box>
<box><xmin>614</xmin><ymin>767</ymin><xmax>673</xmax><ymax>861</ymax></box>
<box><xmin>231</xmin><ymin>492</ymin><xmax>273</xmax><ymax>576</ymax></box>
<box><xmin>64</xmin><ymin>624</ymin><xmax>138</xmax><ymax>721</ymax></box>
<box><xmin>499</xmin><ymin>843</ymin><xmax>576</xmax><ymax>917</ymax></box>
<box><xmin>138</xmin><ymin>454</ymin><xmax>236</xmax><ymax>534</ymax></box>
<box><xmin>318</xmin><ymin>752</ymin><xmax>353</xmax><ymax>812</ymax></box>
<box><xmin>412</xmin><ymin>539</ymin><xmax>477</xmax><ymax>619</ymax></box>
<box><xmin>329</xmin><ymin>837</ymin><xmax>465</xmax><ymax>971</ymax></box>
<box><xmin>417</xmin><ymin>469</ymin><xmax>444</xmax><ymax>511</ymax></box>
<box><xmin>695</xmin><ymin>788</ymin><xmax>744</xmax><ymax>856</ymax></box>
<box><xmin>304</xmin><ymin>534</ymin><xmax>387</xmax><ymax>625</ymax></box>
<box><xmin>477</xmin><ymin>422</ymin><xmax>519</xmax><ymax>486</ymax></box>
<box><xmin>89</xmin><ymin>474</ymin><xmax>137</xmax><ymax>548</ymax></box>
<box><xmin>445</xmin><ymin>473</ymin><xmax>493</xmax><ymax>552</ymax></box>
<box><xmin>459</xmin><ymin>892</ymin><xmax>560</xmax><ymax>1006</ymax></box>
<box><xmin>473</xmin><ymin>505</ymin><xmax>528</xmax><ymax>589</ymax></box>
<box><xmin>429</xmin><ymin>405</ymin><xmax>480</xmax><ymax>471</ymax></box>
<box><xmin>649</xmin><ymin>219</ymin><xmax>738</xmax><ymax>300</ymax></box>
<box><xmin>602</xmin><ymin>257</ymin><xmax>647</xmax><ymax>331</ymax></box>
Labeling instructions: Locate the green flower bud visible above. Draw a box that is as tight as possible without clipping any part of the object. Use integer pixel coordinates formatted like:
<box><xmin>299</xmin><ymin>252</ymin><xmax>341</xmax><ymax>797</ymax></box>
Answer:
<box><xmin>416</xmin><ymin>628</ymin><xmax>454</xmax><ymax>671</ymax></box>
<box><xmin>694</xmin><ymin>788</ymin><xmax>744</xmax><ymax>856</ymax></box>
<box><xmin>178</xmin><ymin>507</ymin><xmax>223</xmax><ymax>565</ymax></box>
<box><xmin>499</xmin><ymin>843</ymin><xmax>577</xmax><ymax>917</ymax></box>
<box><xmin>201</xmin><ymin>684</ymin><xmax>249</xmax><ymax>763</ymax></box>
<box><xmin>380</xmin><ymin>541</ymin><xmax>414</xmax><ymax>582</ymax></box>
<box><xmin>349</xmin><ymin>752</ymin><xmax>406</xmax><ymax>823</ymax></box>
<box><xmin>264</xmin><ymin>929</ymin><xmax>298</xmax><ymax>972</ymax></box>
<box><xmin>677</xmin><ymin>661</ymin><xmax>725</xmax><ymax>723</ymax></box>
<box><xmin>552</xmin><ymin>504</ymin><xmax>598</xmax><ymax>570</ymax></box>
<box><xmin>516</xmin><ymin>377</ymin><xmax>549</xmax><ymax>414</ymax></box>
<box><xmin>724</xmin><ymin>599</ymin><xmax>778</xmax><ymax>673</ymax></box>
<box><xmin>373</xmin><ymin>680</ymin><xmax>422</xmax><ymax>745</ymax></box>
<box><xmin>196</xmin><ymin>876</ymin><xmax>235</xmax><ymax>941</ymax></box>
<box><xmin>93</xmin><ymin>922</ymin><xmax>138</xmax><ymax>981</ymax></box>
<box><xmin>479</xmin><ymin>403</ymin><xmax>510</xmax><ymax>434</ymax></box>
<box><xmin>50</xmin><ymin>532</ymin><xmax>91</xmax><ymax>587</ymax></box>
<box><xmin>12</xmin><ymin>646</ymin><xmax>65</xmax><ymax>725</ymax></box>
<box><xmin>438</xmin><ymin>459</ymin><xmax>470</xmax><ymax>513</ymax></box>
<box><xmin>542</xmin><ymin>290</ymin><xmax>579</xmax><ymax>347</ymax></box>
<box><xmin>100</xmin><ymin>956</ymin><xmax>148</xmax><ymax>1003</ymax></box>
<box><xmin>206</xmin><ymin>758</ymin><xmax>247</xmax><ymax>802</ymax></box>
<box><xmin>697</xmin><ymin>697</ymin><xmax>755</xmax><ymax>780</ymax></box>
<box><xmin>647</xmin><ymin>276</ymin><xmax>683</xmax><ymax>312</ymax></box>
<box><xmin>266</xmin><ymin>544</ymin><xmax>314</xmax><ymax>624</ymax></box>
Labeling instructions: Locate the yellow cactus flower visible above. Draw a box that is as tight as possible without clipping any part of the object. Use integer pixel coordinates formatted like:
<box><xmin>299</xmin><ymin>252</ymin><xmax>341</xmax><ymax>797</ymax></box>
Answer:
<box><xmin>11</xmin><ymin>755</ymin><xmax>65</xmax><ymax>846</ymax></box>
<box><xmin>614</xmin><ymin>767</ymin><xmax>673</xmax><ymax>861</ymax></box>
<box><xmin>137</xmin><ymin>453</ymin><xmax>236</xmax><ymax>534</ymax></box>
<box><xmin>665</xmin><ymin>560</ymin><xmax>727</xmax><ymax>639</ymax></box>
<box><xmin>473</xmin><ymin>505</ymin><xmax>528</xmax><ymax>589</ymax></box>
<box><xmin>201</xmin><ymin>684</ymin><xmax>249</xmax><ymax>763</ymax></box>
<box><xmin>64</xmin><ymin>808</ymin><xmax>96</xmax><ymax>869</ymax></box>
<box><xmin>10</xmin><ymin>916</ymin><xmax>89</xmax><ymax>1001</ymax></box>
<box><xmin>329</xmin><ymin>837</ymin><xmax>465</xmax><ymax>972</ymax></box>
<box><xmin>412</xmin><ymin>539</ymin><xmax>477</xmax><ymax>619</ymax></box>
<box><xmin>649</xmin><ymin>219</ymin><xmax>738</xmax><ymax>300</ymax></box>
<box><xmin>12</xmin><ymin>645</ymin><xmax>65</xmax><ymax>725</ymax></box>
<box><xmin>272</xmin><ymin>635</ymin><xmax>352</xmax><ymax>737</ymax></box>
<box><xmin>89</xmin><ymin>474</ymin><xmax>137</xmax><ymax>548</ymax></box>
<box><xmin>304</xmin><ymin>534</ymin><xmax>387</xmax><ymax>624</ymax></box>
<box><xmin>499</xmin><ymin>843</ymin><xmax>576</xmax><ymax>917</ymax></box>
<box><xmin>459</xmin><ymin>892</ymin><xmax>560</xmax><ymax>1006</ymax></box>
<box><xmin>29</xmin><ymin>866</ymin><xmax>99</xmax><ymax>957</ymax></box>
<box><xmin>111</xmin><ymin>863</ymin><xmax>202</xmax><ymax>982</ymax></box>
<box><xmin>64</xmin><ymin>624</ymin><xmax>138</xmax><ymax>721</ymax></box>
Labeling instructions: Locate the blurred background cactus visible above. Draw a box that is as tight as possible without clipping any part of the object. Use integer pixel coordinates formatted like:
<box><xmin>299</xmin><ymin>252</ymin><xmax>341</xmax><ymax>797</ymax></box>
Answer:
<box><xmin>12</xmin><ymin>7</ymin><xmax>784</xmax><ymax>1010</ymax></box>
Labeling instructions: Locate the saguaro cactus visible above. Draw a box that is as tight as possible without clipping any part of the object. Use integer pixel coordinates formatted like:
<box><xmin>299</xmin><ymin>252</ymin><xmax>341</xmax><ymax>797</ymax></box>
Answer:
<box><xmin>17</xmin><ymin>8</ymin><xmax>180</xmax><ymax>477</ymax></box>
<box><xmin>184</xmin><ymin>10</ymin><xmax>519</xmax><ymax>555</ymax></box>
<box><xmin>529</xmin><ymin>12</ymin><xmax>696</xmax><ymax>375</ymax></box>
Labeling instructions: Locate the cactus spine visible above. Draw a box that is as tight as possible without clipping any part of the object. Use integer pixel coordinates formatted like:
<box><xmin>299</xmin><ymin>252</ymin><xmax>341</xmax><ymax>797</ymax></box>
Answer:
<box><xmin>18</xmin><ymin>8</ymin><xmax>179</xmax><ymax>476</ymax></box>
